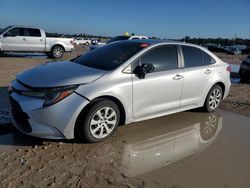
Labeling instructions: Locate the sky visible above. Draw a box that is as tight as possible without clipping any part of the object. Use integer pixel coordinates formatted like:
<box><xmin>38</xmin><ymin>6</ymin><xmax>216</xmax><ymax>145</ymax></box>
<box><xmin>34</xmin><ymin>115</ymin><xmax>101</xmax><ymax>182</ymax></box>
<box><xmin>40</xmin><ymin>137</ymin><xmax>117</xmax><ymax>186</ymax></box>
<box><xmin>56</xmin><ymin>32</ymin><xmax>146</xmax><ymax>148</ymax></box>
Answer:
<box><xmin>0</xmin><ymin>0</ymin><xmax>250</xmax><ymax>39</ymax></box>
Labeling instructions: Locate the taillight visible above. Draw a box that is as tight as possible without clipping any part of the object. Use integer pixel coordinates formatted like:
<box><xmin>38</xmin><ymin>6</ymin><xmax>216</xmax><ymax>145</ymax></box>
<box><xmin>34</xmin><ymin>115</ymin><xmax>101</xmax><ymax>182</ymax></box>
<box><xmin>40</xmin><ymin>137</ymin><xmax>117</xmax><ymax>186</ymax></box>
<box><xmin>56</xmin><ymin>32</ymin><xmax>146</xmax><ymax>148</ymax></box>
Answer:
<box><xmin>226</xmin><ymin>66</ymin><xmax>231</xmax><ymax>72</ymax></box>
<box><xmin>140</xmin><ymin>43</ymin><xmax>150</xmax><ymax>48</ymax></box>
<box><xmin>70</xmin><ymin>40</ymin><xmax>74</xmax><ymax>45</ymax></box>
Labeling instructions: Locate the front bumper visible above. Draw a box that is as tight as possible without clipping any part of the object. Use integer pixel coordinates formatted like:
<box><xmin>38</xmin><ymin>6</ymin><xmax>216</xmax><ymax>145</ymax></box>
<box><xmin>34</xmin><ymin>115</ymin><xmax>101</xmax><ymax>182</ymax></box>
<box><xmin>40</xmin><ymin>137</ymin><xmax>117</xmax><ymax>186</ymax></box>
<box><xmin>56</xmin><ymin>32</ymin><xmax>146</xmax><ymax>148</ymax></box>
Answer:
<box><xmin>65</xmin><ymin>45</ymin><xmax>75</xmax><ymax>52</ymax></box>
<box><xmin>9</xmin><ymin>91</ymin><xmax>89</xmax><ymax>139</ymax></box>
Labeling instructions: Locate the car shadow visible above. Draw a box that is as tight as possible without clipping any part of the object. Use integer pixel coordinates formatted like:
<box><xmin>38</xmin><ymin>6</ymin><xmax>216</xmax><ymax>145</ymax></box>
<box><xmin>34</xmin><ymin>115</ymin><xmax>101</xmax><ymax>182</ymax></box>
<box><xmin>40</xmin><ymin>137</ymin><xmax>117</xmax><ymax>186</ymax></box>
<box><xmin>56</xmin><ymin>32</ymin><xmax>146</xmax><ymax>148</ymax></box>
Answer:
<box><xmin>0</xmin><ymin>52</ymin><xmax>48</xmax><ymax>59</ymax></box>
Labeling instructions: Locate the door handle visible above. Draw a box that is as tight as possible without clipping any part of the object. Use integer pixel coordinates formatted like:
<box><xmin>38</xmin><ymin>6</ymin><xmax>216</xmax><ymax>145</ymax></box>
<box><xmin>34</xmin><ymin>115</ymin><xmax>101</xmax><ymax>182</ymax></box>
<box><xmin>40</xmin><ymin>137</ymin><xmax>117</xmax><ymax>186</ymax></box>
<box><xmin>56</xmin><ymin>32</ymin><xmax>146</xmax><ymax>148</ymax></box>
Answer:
<box><xmin>22</xmin><ymin>38</ymin><xmax>26</xmax><ymax>41</ymax></box>
<box><xmin>173</xmin><ymin>74</ymin><xmax>183</xmax><ymax>80</ymax></box>
<box><xmin>205</xmin><ymin>69</ymin><xmax>212</xmax><ymax>74</ymax></box>
<box><xmin>40</xmin><ymin>39</ymin><xmax>43</xmax><ymax>42</ymax></box>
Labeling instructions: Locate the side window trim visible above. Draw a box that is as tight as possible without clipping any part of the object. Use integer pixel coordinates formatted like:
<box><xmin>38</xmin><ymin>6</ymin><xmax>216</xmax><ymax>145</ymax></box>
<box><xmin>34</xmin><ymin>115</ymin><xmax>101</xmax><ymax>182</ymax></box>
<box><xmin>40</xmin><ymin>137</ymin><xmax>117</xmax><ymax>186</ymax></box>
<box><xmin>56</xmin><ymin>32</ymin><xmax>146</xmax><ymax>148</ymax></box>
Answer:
<box><xmin>181</xmin><ymin>45</ymin><xmax>215</xmax><ymax>68</ymax></box>
<box><xmin>27</xmin><ymin>28</ymin><xmax>42</xmax><ymax>37</ymax></box>
<box><xmin>201</xmin><ymin>51</ymin><xmax>216</xmax><ymax>65</ymax></box>
<box><xmin>9</xmin><ymin>27</ymin><xmax>26</xmax><ymax>37</ymax></box>
<box><xmin>141</xmin><ymin>44</ymin><xmax>180</xmax><ymax>73</ymax></box>
<box><xmin>124</xmin><ymin>44</ymin><xmax>180</xmax><ymax>74</ymax></box>
<box><xmin>24</xmin><ymin>28</ymin><xmax>29</xmax><ymax>37</ymax></box>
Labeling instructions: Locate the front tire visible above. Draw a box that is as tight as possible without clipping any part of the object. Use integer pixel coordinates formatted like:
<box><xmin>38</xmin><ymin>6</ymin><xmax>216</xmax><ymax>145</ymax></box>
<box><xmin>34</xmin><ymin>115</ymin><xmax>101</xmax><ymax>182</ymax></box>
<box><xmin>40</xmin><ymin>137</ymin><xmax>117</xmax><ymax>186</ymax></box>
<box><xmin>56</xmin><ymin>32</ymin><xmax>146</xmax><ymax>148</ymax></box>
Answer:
<box><xmin>77</xmin><ymin>99</ymin><xmax>120</xmax><ymax>143</ymax></box>
<box><xmin>203</xmin><ymin>85</ymin><xmax>223</xmax><ymax>112</ymax></box>
<box><xmin>51</xmin><ymin>45</ymin><xmax>64</xmax><ymax>59</ymax></box>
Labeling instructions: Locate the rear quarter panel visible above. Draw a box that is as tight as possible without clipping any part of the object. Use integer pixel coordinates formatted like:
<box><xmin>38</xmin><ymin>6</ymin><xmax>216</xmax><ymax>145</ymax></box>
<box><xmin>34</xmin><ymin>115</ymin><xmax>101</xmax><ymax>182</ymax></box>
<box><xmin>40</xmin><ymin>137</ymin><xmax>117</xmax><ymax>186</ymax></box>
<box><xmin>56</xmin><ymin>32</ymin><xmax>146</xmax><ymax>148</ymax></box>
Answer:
<box><xmin>204</xmin><ymin>61</ymin><xmax>231</xmax><ymax>102</ymax></box>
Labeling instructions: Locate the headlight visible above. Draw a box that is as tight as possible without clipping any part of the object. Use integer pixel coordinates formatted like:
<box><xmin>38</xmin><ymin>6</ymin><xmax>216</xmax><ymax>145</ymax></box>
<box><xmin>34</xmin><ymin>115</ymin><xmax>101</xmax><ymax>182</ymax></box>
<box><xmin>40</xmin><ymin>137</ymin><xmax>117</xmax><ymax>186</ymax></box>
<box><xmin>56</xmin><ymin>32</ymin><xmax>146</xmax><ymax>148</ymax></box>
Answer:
<box><xmin>43</xmin><ymin>88</ymin><xmax>76</xmax><ymax>106</ymax></box>
<box><xmin>20</xmin><ymin>85</ymin><xmax>78</xmax><ymax>106</ymax></box>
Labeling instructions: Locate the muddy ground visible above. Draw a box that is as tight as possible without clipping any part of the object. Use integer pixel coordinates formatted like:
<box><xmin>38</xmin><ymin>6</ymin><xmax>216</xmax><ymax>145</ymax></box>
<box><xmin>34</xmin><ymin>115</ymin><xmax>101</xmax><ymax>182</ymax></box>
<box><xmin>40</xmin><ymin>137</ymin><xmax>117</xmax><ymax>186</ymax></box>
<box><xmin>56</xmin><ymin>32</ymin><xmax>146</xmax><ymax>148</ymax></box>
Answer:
<box><xmin>1</xmin><ymin>107</ymin><xmax>250</xmax><ymax>188</ymax></box>
<box><xmin>0</xmin><ymin>46</ymin><xmax>250</xmax><ymax>188</ymax></box>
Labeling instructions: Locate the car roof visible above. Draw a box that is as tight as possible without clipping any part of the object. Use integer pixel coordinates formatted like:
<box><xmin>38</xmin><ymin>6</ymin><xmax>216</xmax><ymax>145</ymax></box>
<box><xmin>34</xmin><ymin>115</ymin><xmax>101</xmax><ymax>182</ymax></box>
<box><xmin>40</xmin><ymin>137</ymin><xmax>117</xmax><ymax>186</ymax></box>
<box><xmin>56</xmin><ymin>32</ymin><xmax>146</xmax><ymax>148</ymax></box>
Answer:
<box><xmin>115</xmin><ymin>39</ymin><xmax>183</xmax><ymax>45</ymax></box>
<box><xmin>8</xmin><ymin>25</ymin><xmax>42</xmax><ymax>30</ymax></box>
<box><xmin>117</xmin><ymin>39</ymin><xmax>212</xmax><ymax>50</ymax></box>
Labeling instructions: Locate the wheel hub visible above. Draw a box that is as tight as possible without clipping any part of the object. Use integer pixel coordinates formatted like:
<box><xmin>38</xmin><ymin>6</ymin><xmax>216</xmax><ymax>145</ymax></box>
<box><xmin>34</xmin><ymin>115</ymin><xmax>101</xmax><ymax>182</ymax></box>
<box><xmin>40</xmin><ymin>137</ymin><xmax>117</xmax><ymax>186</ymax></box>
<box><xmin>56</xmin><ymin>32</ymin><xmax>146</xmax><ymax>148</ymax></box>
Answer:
<box><xmin>209</xmin><ymin>88</ymin><xmax>221</xmax><ymax>110</ymax></box>
<box><xmin>89</xmin><ymin>107</ymin><xmax>117</xmax><ymax>139</ymax></box>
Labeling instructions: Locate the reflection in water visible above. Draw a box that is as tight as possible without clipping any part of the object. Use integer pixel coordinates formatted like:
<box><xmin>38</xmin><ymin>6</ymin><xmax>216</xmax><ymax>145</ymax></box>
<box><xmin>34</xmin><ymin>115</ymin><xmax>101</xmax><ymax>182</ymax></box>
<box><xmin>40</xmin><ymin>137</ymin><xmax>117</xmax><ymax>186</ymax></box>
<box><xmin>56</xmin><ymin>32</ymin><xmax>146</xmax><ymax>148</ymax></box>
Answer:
<box><xmin>120</xmin><ymin>112</ymin><xmax>223</xmax><ymax>177</ymax></box>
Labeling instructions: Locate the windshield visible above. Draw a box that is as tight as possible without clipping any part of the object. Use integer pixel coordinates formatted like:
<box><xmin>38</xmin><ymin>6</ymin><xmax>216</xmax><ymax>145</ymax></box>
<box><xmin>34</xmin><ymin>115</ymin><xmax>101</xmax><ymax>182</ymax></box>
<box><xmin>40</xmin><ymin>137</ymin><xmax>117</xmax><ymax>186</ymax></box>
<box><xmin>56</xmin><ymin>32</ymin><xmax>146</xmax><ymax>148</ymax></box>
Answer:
<box><xmin>107</xmin><ymin>36</ymin><xmax>130</xmax><ymax>44</ymax></box>
<box><xmin>0</xmin><ymin>26</ymin><xmax>12</xmax><ymax>35</ymax></box>
<box><xmin>73</xmin><ymin>41</ymin><xmax>144</xmax><ymax>71</ymax></box>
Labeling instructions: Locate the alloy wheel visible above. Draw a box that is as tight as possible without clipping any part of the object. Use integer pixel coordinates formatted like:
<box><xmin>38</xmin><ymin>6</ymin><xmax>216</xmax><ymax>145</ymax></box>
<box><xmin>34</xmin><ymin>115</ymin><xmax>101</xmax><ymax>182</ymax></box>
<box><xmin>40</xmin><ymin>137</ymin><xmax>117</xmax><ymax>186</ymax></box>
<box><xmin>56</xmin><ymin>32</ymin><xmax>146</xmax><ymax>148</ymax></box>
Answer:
<box><xmin>53</xmin><ymin>47</ymin><xmax>63</xmax><ymax>58</ymax></box>
<box><xmin>208</xmin><ymin>89</ymin><xmax>221</xmax><ymax>110</ymax></box>
<box><xmin>89</xmin><ymin>107</ymin><xmax>117</xmax><ymax>139</ymax></box>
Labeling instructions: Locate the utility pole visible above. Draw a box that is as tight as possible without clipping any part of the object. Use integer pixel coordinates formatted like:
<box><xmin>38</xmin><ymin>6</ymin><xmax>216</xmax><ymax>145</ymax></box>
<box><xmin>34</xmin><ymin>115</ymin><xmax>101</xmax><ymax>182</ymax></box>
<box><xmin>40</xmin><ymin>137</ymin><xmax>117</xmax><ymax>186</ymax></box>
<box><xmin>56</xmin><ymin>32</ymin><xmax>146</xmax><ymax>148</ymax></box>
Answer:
<box><xmin>234</xmin><ymin>33</ymin><xmax>237</xmax><ymax>45</ymax></box>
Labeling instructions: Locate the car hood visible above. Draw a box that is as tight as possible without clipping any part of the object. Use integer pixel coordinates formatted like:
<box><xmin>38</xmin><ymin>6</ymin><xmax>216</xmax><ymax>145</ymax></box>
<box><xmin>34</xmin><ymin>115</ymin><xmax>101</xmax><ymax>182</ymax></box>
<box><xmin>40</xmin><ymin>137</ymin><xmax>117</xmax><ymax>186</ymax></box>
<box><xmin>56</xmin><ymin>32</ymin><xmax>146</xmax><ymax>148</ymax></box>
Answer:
<box><xmin>17</xmin><ymin>61</ymin><xmax>106</xmax><ymax>88</ymax></box>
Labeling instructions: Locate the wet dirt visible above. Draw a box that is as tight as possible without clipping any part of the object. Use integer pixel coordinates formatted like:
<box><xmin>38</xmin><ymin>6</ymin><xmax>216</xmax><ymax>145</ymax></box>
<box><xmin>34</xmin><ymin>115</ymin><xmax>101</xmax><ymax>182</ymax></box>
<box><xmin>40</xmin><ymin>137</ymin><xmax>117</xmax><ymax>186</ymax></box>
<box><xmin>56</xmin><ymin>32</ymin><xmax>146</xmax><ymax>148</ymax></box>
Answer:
<box><xmin>0</xmin><ymin>107</ymin><xmax>250</xmax><ymax>187</ymax></box>
<box><xmin>220</xmin><ymin>84</ymin><xmax>250</xmax><ymax>117</ymax></box>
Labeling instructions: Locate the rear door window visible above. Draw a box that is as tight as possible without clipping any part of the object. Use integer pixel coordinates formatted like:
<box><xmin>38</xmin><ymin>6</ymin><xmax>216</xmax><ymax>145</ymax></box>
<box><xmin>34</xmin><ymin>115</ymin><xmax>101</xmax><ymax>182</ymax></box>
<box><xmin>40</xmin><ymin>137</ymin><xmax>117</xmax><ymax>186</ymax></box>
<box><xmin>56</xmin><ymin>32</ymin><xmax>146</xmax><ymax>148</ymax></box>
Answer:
<box><xmin>202</xmin><ymin>51</ymin><xmax>215</xmax><ymax>65</ymax></box>
<box><xmin>140</xmin><ymin>45</ymin><xmax>178</xmax><ymax>72</ymax></box>
<box><xmin>182</xmin><ymin>46</ymin><xmax>203</xmax><ymax>68</ymax></box>
<box><xmin>28</xmin><ymin>28</ymin><xmax>41</xmax><ymax>37</ymax></box>
<box><xmin>182</xmin><ymin>46</ymin><xmax>215</xmax><ymax>67</ymax></box>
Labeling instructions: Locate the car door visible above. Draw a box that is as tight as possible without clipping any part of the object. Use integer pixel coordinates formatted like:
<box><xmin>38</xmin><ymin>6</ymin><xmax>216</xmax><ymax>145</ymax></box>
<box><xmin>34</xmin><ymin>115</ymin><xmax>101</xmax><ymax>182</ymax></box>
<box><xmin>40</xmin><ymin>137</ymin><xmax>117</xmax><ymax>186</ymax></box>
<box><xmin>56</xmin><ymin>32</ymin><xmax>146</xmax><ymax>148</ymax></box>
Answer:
<box><xmin>26</xmin><ymin>28</ymin><xmax>45</xmax><ymax>52</ymax></box>
<box><xmin>1</xmin><ymin>27</ymin><xmax>28</xmax><ymax>51</ymax></box>
<box><xmin>132</xmin><ymin>45</ymin><xmax>184</xmax><ymax>119</ymax></box>
<box><xmin>180</xmin><ymin>45</ymin><xmax>216</xmax><ymax>107</ymax></box>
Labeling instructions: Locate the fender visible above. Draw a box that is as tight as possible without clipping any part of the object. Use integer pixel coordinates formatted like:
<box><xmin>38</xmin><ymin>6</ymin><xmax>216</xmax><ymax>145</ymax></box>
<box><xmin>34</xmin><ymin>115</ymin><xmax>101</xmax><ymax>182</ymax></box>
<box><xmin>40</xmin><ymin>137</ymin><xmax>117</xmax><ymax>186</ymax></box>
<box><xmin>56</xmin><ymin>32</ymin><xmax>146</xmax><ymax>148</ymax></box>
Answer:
<box><xmin>46</xmin><ymin>41</ymin><xmax>66</xmax><ymax>52</ymax></box>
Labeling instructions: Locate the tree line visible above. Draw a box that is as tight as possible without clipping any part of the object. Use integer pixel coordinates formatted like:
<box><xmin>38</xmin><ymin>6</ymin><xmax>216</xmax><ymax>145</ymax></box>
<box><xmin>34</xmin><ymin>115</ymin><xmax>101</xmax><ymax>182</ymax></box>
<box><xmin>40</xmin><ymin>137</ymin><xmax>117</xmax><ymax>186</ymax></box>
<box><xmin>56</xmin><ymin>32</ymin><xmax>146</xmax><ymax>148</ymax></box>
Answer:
<box><xmin>45</xmin><ymin>32</ymin><xmax>250</xmax><ymax>47</ymax></box>
<box><xmin>180</xmin><ymin>36</ymin><xmax>250</xmax><ymax>46</ymax></box>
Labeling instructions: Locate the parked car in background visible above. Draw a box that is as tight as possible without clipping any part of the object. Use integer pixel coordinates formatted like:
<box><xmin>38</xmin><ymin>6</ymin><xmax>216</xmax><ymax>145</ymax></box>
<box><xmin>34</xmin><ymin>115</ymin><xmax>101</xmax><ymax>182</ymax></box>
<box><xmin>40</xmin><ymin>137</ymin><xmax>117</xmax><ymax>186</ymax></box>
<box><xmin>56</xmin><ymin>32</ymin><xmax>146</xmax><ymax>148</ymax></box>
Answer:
<box><xmin>9</xmin><ymin>40</ymin><xmax>231</xmax><ymax>142</ymax></box>
<box><xmin>0</xmin><ymin>25</ymin><xmax>74</xmax><ymax>58</ymax></box>
<box><xmin>225</xmin><ymin>47</ymin><xmax>241</xmax><ymax>55</ymax></box>
<box><xmin>241</xmin><ymin>48</ymin><xmax>250</xmax><ymax>54</ymax></box>
<box><xmin>239</xmin><ymin>55</ymin><xmax>250</xmax><ymax>81</ymax></box>
<box><xmin>73</xmin><ymin>37</ymin><xmax>91</xmax><ymax>45</ymax></box>
<box><xmin>89</xmin><ymin>35</ymin><xmax>148</xmax><ymax>51</ymax></box>
<box><xmin>91</xmin><ymin>38</ymin><xmax>106</xmax><ymax>45</ymax></box>
<box><xmin>205</xmin><ymin>44</ymin><xmax>225</xmax><ymax>53</ymax></box>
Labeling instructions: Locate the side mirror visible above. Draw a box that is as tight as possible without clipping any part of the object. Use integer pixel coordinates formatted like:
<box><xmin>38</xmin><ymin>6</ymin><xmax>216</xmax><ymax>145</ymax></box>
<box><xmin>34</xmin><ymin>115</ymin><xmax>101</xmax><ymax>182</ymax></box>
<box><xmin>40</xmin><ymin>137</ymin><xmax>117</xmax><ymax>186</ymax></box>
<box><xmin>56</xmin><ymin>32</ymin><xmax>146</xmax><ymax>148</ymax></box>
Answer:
<box><xmin>134</xmin><ymin>63</ymin><xmax>155</xmax><ymax>79</ymax></box>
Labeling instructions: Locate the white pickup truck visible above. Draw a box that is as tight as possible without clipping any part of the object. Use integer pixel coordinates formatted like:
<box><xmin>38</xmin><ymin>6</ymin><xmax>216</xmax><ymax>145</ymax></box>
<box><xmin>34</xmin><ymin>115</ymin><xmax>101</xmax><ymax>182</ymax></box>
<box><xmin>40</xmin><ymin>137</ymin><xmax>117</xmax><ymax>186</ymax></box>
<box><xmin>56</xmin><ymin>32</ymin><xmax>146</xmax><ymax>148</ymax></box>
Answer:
<box><xmin>73</xmin><ymin>37</ymin><xmax>91</xmax><ymax>45</ymax></box>
<box><xmin>0</xmin><ymin>26</ymin><xmax>74</xmax><ymax>58</ymax></box>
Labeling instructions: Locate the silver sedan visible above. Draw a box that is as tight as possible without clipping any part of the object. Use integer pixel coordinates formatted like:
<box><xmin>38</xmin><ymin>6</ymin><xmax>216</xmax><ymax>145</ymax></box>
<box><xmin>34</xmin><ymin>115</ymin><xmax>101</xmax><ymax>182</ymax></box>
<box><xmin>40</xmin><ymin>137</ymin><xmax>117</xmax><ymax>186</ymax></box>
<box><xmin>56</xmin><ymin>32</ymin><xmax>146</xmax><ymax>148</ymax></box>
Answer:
<box><xmin>9</xmin><ymin>40</ymin><xmax>231</xmax><ymax>142</ymax></box>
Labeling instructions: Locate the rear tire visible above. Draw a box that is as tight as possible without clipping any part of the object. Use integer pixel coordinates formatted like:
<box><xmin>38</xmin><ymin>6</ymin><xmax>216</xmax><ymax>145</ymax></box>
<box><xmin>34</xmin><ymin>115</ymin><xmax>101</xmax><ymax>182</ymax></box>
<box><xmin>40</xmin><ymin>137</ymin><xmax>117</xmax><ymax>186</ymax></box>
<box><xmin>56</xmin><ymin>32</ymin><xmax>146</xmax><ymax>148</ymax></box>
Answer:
<box><xmin>76</xmin><ymin>99</ymin><xmax>120</xmax><ymax>143</ymax></box>
<box><xmin>203</xmin><ymin>85</ymin><xmax>223</xmax><ymax>112</ymax></box>
<box><xmin>51</xmin><ymin>45</ymin><xmax>64</xmax><ymax>59</ymax></box>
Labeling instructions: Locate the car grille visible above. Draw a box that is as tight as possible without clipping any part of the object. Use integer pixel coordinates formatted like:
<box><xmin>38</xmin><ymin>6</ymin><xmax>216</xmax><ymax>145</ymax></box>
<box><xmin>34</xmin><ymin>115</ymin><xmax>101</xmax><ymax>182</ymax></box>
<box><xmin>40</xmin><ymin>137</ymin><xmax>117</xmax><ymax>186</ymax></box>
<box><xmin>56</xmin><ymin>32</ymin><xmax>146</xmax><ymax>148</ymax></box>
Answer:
<box><xmin>9</xmin><ymin>96</ymin><xmax>32</xmax><ymax>133</ymax></box>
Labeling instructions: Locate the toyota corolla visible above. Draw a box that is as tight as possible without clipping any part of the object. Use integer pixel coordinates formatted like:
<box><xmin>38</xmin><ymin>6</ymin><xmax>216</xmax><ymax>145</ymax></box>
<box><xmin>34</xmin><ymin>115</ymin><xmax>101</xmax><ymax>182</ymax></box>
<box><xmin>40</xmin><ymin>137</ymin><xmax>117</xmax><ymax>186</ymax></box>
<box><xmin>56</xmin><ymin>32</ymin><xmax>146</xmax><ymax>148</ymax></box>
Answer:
<box><xmin>9</xmin><ymin>40</ymin><xmax>231</xmax><ymax>142</ymax></box>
